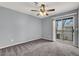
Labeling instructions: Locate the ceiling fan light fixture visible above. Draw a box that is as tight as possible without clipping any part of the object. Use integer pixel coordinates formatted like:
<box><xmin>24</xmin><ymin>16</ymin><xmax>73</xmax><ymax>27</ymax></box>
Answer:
<box><xmin>40</xmin><ymin>12</ymin><xmax>44</xmax><ymax>16</ymax></box>
<box><xmin>40</xmin><ymin>11</ymin><xmax>47</xmax><ymax>16</ymax></box>
<box><xmin>40</xmin><ymin>4</ymin><xmax>46</xmax><ymax>13</ymax></box>
<box><xmin>31</xmin><ymin>3</ymin><xmax>55</xmax><ymax>16</ymax></box>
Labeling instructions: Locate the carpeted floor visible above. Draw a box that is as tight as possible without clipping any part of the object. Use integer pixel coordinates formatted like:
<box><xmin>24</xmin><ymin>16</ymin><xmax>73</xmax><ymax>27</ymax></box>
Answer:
<box><xmin>0</xmin><ymin>39</ymin><xmax>79</xmax><ymax>56</ymax></box>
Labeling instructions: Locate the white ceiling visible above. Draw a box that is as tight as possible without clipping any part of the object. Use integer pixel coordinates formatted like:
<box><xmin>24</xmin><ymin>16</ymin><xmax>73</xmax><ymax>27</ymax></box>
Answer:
<box><xmin>0</xmin><ymin>2</ymin><xmax>79</xmax><ymax>18</ymax></box>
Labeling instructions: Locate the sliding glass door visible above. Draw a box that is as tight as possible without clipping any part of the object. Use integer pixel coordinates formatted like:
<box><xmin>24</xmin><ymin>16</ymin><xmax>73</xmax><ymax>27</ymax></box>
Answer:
<box><xmin>56</xmin><ymin>17</ymin><xmax>73</xmax><ymax>41</ymax></box>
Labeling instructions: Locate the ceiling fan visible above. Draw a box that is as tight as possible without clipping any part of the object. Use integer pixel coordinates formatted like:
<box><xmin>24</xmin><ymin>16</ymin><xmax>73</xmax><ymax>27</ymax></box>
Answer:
<box><xmin>31</xmin><ymin>4</ymin><xmax>55</xmax><ymax>16</ymax></box>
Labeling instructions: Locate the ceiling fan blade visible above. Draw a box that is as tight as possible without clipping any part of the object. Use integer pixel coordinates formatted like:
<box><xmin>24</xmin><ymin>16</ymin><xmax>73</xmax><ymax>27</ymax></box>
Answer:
<box><xmin>47</xmin><ymin>9</ymin><xmax>55</xmax><ymax>12</ymax></box>
<box><xmin>31</xmin><ymin>10</ymin><xmax>39</xmax><ymax>12</ymax></box>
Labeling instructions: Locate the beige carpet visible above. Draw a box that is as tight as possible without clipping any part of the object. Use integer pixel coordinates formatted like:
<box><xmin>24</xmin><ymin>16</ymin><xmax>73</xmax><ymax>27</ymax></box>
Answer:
<box><xmin>0</xmin><ymin>39</ymin><xmax>79</xmax><ymax>56</ymax></box>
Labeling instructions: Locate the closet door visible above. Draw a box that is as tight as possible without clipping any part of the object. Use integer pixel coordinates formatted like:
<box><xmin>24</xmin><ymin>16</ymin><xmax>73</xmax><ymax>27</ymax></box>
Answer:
<box><xmin>73</xmin><ymin>14</ymin><xmax>78</xmax><ymax>47</ymax></box>
<box><xmin>78</xmin><ymin>10</ymin><xmax>79</xmax><ymax>47</ymax></box>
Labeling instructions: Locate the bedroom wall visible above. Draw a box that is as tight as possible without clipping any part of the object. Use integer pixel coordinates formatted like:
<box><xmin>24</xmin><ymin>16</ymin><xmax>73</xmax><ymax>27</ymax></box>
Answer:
<box><xmin>0</xmin><ymin>6</ymin><xmax>42</xmax><ymax>49</ymax></box>
<box><xmin>41</xmin><ymin>17</ymin><xmax>53</xmax><ymax>41</ymax></box>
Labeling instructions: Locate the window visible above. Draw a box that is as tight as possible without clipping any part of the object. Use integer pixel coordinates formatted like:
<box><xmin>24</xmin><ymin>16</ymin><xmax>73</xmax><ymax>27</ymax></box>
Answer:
<box><xmin>64</xmin><ymin>18</ymin><xmax>73</xmax><ymax>26</ymax></box>
<box><xmin>56</xmin><ymin>20</ymin><xmax>62</xmax><ymax>30</ymax></box>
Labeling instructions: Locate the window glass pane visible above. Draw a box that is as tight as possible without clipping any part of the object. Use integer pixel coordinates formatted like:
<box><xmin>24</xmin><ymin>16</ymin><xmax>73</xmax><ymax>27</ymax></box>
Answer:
<box><xmin>57</xmin><ymin>20</ymin><xmax>62</xmax><ymax>30</ymax></box>
<box><xmin>64</xmin><ymin>19</ymin><xmax>73</xmax><ymax>26</ymax></box>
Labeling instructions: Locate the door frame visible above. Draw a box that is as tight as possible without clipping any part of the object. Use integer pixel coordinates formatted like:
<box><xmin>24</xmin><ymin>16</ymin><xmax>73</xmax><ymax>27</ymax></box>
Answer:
<box><xmin>56</xmin><ymin>17</ymin><xmax>73</xmax><ymax>40</ymax></box>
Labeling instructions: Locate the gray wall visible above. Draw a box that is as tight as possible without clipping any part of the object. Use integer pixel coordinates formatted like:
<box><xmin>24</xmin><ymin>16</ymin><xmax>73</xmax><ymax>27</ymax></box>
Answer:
<box><xmin>0</xmin><ymin>7</ymin><xmax>42</xmax><ymax>48</ymax></box>
<box><xmin>41</xmin><ymin>17</ymin><xmax>53</xmax><ymax>41</ymax></box>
